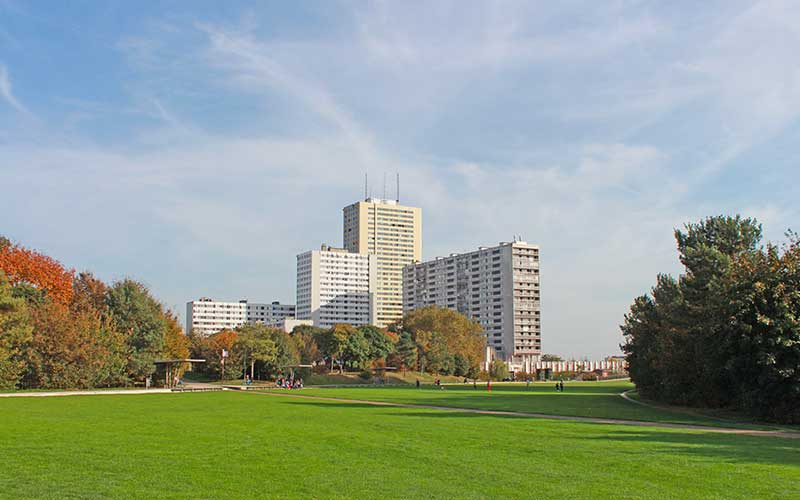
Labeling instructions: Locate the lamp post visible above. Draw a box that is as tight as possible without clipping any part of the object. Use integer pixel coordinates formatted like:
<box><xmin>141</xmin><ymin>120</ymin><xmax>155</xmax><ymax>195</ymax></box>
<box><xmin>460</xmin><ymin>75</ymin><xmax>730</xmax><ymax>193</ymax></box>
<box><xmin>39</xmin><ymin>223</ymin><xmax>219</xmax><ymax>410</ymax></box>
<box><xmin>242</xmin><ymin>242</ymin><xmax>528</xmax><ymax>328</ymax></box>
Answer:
<box><xmin>221</xmin><ymin>349</ymin><xmax>228</xmax><ymax>384</ymax></box>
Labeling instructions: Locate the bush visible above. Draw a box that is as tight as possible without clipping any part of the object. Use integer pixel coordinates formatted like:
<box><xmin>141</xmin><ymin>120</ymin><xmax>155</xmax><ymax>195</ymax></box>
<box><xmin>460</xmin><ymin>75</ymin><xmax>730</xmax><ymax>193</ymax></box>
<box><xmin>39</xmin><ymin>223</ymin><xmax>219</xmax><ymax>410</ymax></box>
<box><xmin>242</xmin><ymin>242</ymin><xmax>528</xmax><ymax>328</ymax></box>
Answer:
<box><xmin>358</xmin><ymin>370</ymin><xmax>372</xmax><ymax>381</ymax></box>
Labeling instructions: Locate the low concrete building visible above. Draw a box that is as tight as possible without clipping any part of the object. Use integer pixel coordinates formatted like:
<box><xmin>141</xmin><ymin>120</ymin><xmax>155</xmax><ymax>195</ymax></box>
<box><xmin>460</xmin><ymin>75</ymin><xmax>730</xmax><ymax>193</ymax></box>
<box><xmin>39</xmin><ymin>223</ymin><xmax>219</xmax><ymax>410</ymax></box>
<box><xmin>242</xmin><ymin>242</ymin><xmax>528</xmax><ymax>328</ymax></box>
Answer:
<box><xmin>245</xmin><ymin>301</ymin><xmax>296</xmax><ymax>327</ymax></box>
<box><xmin>186</xmin><ymin>298</ymin><xmax>297</xmax><ymax>335</ymax></box>
<box><xmin>185</xmin><ymin>298</ymin><xmax>248</xmax><ymax>336</ymax></box>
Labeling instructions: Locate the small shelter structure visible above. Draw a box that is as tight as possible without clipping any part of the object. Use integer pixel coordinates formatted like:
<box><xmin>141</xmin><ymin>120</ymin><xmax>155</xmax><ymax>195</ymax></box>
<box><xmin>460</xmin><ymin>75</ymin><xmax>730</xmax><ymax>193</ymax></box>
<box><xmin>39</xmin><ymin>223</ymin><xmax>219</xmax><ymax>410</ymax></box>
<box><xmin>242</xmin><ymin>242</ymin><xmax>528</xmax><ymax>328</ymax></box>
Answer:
<box><xmin>153</xmin><ymin>359</ymin><xmax>206</xmax><ymax>388</ymax></box>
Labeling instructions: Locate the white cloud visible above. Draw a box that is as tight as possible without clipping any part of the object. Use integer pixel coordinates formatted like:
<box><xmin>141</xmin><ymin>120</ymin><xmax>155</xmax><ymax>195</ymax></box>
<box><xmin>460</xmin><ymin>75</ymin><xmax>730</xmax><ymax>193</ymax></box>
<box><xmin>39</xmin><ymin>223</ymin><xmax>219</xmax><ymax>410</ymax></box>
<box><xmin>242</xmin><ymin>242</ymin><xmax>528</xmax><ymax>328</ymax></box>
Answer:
<box><xmin>4</xmin><ymin>2</ymin><xmax>800</xmax><ymax>359</ymax></box>
<box><xmin>0</xmin><ymin>63</ymin><xmax>31</xmax><ymax>115</ymax></box>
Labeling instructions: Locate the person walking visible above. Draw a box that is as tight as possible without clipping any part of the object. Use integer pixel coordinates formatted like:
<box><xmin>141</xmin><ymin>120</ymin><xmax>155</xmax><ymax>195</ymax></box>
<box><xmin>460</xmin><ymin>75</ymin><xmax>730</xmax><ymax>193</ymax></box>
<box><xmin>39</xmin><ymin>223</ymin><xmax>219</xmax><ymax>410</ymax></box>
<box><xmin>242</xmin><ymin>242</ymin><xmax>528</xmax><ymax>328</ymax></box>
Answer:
<box><xmin>416</xmin><ymin>379</ymin><xmax>420</xmax><ymax>389</ymax></box>
<box><xmin>560</xmin><ymin>380</ymin><xmax>565</xmax><ymax>392</ymax></box>
<box><xmin>526</xmin><ymin>377</ymin><xmax>531</xmax><ymax>390</ymax></box>
<box><xmin>487</xmin><ymin>379</ymin><xmax>492</xmax><ymax>392</ymax></box>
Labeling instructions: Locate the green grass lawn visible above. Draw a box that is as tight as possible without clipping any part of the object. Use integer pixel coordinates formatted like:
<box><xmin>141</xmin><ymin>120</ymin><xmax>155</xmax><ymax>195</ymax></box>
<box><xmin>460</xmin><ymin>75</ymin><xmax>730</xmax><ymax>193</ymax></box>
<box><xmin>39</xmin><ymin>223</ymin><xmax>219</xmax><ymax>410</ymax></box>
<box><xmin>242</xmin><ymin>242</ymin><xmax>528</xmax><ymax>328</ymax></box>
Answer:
<box><xmin>193</xmin><ymin>371</ymin><xmax>467</xmax><ymax>386</ymax></box>
<box><xmin>284</xmin><ymin>380</ymin><xmax>775</xmax><ymax>428</ymax></box>
<box><xmin>1</xmin><ymin>391</ymin><xmax>798</xmax><ymax>499</ymax></box>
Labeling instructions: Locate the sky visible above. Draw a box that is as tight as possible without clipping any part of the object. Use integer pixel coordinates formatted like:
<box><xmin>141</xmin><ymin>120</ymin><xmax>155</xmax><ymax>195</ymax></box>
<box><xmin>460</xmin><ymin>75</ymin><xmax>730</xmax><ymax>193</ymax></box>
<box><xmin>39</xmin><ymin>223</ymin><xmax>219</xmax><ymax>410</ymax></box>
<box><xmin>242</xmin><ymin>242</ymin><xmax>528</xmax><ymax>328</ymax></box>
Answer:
<box><xmin>1</xmin><ymin>1</ymin><xmax>799</xmax><ymax>358</ymax></box>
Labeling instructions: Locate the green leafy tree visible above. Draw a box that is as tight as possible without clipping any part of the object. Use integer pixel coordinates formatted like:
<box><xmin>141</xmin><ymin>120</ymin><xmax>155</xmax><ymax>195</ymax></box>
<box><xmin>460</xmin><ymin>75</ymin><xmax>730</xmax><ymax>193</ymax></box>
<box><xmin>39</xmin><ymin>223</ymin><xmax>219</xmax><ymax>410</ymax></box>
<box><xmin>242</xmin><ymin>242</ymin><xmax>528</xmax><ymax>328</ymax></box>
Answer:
<box><xmin>622</xmin><ymin>215</ymin><xmax>800</xmax><ymax>423</ymax></box>
<box><xmin>402</xmin><ymin>306</ymin><xmax>484</xmax><ymax>376</ymax></box>
<box><xmin>358</xmin><ymin>325</ymin><xmax>394</xmax><ymax>361</ymax></box>
<box><xmin>25</xmin><ymin>300</ymin><xmax>105</xmax><ymax>389</ymax></box>
<box><xmin>290</xmin><ymin>325</ymin><xmax>324</xmax><ymax>366</ymax></box>
<box><xmin>234</xmin><ymin>324</ymin><xmax>278</xmax><ymax>380</ymax></box>
<box><xmin>343</xmin><ymin>328</ymin><xmax>371</xmax><ymax>370</ymax></box>
<box><xmin>426</xmin><ymin>333</ymin><xmax>455</xmax><ymax>375</ymax></box>
<box><xmin>395</xmin><ymin>331</ymin><xmax>417</xmax><ymax>373</ymax></box>
<box><xmin>489</xmin><ymin>358</ymin><xmax>510</xmax><ymax>381</ymax></box>
<box><xmin>317</xmin><ymin>324</ymin><xmax>355</xmax><ymax>373</ymax></box>
<box><xmin>0</xmin><ymin>272</ymin><xmax>32</xmax><ymax>389</ymax></box>
<box><xmin>265</xmin><ymin>327</ymin><xmax>300</xmax><ymax>377</ymax></box>
<box><xmin>357</xmin><ymin>325</ymin><xmax>394</xmax><ymax>360</ymax></box>
<box><xmin>106</xmin><ymin>279</ymin><xmax>167</xmax><ymax>381</ymax></box>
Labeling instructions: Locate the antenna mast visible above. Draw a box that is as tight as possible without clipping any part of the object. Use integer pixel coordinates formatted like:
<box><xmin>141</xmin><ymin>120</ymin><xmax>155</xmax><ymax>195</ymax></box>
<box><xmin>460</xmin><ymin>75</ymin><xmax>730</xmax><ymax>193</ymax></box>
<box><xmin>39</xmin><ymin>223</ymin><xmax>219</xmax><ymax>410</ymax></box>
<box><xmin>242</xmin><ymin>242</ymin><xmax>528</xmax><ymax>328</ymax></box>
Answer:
<box><xmin>383</xmin><ymin>172</ymin><xmax>387</xmax><ymax>200</ymax></box>
<box><xmin>364</xmin><ymin>173</ymin><xmax>368</xmax><ymax>200</ymax></box>
<box><xmin>396</xmin><ymin>172</ymin><xmax>400</xmax><ymax>202</ymax></box>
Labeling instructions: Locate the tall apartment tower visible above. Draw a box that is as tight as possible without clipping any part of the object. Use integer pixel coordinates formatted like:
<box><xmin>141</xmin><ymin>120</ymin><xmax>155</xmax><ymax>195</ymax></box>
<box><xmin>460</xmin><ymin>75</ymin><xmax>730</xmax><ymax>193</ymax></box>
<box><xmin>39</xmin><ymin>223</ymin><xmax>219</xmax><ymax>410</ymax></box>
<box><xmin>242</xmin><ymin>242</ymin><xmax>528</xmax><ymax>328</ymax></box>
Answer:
<box><xmin>296</xmin><ymin>245</ymin><xmax>378</xmax><ymax>328</ymax></box>
<box><xmin>343</xmin><ymin>197</ymin><xmax>422</xmax><ymax>327</ymax></box>
<box><xmin>403</xmin><ymin>241</ymin><xmax>540</xmax><ymax>371</ymax></box>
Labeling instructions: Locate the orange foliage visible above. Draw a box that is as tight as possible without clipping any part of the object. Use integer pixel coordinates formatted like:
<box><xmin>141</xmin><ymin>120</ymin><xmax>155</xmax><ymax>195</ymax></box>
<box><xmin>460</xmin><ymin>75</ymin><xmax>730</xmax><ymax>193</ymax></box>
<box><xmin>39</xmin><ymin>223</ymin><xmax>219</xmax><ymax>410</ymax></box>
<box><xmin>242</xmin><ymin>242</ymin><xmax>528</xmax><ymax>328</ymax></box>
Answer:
<box><xmin>0</xmin><ymin>242</ymin><xmax>74</xmax><ymax>304</ymax></box>
<box><xmin>211</xmin><ymin>330</ymin><xmax>238</xmax><ymax>352</ymax></box>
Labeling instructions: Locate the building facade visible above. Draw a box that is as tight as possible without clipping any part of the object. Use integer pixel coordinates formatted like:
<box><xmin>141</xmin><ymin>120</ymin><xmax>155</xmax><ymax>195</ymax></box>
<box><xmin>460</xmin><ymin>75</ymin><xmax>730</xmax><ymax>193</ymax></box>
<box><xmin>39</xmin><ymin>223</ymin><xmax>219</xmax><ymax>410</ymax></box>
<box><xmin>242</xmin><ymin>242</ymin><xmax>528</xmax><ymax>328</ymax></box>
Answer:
<box><xmin>185</xmin><ymin>298</ymin><xmax>248</xmax><ymax>336</ymax></box>
<box><xmin>246</xmin><ymin>301</ymin><xmax>296</xmax><ymax>327</ymax></box>
<box><xmin>296</xmin><ymin>245</ymin><xmax>377</xmax><ymax>328</ymax></box>
<box><xmin>186</xmin><ymin>298</ymin><xmax>296</xmax><ymax>335</ymax></box>
<box><xmin>343</xmin><ymin>197</ymin><xmax>421</xmax><ymax>327</ymax></box>
<box><xmin>403</xmin><ymin>241</ymin><xmax>541</xmax><ymax>370</ymax></box>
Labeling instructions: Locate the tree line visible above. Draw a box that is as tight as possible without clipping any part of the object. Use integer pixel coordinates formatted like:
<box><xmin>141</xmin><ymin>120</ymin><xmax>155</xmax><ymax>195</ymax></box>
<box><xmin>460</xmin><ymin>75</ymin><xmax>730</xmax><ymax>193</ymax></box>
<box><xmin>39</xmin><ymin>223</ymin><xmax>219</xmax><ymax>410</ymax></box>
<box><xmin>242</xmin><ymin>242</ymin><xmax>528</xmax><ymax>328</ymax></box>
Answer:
<box><xmin>189</xmin><ymin>306</ymin><xmax>488</xmax><ymax>381</ymax></box>
<box><xmin>621</xmin><ymin>216</ymin><xmax>800</xmax><ymax>423</ymax></box>
<box><xmin>0</xmin><ymin>236</ymin><xmax>188</xmax><ymax>389</ymax></box>
<box><xmin>0</xmin><ymin>236</ymin><xmax>491</xmax><ymax>389</ymax></box>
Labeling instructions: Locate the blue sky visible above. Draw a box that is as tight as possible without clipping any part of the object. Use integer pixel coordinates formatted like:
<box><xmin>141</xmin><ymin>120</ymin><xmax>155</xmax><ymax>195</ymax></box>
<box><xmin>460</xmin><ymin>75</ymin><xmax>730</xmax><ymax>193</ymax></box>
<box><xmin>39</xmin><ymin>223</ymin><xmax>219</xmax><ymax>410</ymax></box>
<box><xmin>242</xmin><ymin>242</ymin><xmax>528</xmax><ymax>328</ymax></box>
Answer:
<box><xmin>1</xmin><ymin>1</ymin><xmax>798</xmax><ymax>357</ymax></box>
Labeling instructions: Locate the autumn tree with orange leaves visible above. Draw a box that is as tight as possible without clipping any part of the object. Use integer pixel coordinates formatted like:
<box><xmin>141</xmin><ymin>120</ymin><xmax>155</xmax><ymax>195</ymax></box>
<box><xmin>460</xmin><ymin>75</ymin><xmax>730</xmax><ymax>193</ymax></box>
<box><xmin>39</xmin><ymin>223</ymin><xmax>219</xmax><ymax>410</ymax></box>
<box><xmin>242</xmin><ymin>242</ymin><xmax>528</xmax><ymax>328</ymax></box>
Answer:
<box><xmin>0</xmin><ymin>236</ymin><xmax>193</xmax><ymax>389</ymax></box>
<box><xmin>0</xmin><ymin>240</ymin><xmax>74</xmax><ymax>305</ymax></box>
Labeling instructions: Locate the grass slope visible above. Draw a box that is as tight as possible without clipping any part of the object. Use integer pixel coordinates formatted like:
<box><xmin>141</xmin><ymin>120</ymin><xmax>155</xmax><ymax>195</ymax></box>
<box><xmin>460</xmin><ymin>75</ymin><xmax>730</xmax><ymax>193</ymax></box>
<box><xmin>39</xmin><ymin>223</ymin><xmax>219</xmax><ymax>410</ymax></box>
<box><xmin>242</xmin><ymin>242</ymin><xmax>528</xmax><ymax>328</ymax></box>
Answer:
<box><xmin>284</xmin><ymin>380</ymin><xmax>769</xmax><ymax>428</ymax></box>
<box><xmin>1</xmin><ymin>391</ymin><xmax>798</xmax><ymax>499</ymax></box>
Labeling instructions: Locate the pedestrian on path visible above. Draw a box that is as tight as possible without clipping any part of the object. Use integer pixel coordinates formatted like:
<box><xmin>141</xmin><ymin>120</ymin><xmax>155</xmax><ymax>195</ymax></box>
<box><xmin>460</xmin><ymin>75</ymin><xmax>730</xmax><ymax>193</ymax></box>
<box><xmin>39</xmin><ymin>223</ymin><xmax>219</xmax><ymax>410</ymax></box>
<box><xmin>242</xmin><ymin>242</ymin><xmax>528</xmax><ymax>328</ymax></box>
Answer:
<box><xmin>487</xmin><ymin>379</ymin><xmax>492</xmax><ymax>392</ymax></box>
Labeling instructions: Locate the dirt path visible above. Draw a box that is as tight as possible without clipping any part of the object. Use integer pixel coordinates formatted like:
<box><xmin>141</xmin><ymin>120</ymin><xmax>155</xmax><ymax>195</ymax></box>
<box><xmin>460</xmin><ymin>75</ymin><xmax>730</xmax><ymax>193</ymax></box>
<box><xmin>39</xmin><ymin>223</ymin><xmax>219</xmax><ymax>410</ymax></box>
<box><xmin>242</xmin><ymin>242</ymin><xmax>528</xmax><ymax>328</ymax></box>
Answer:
<box><xmin>253</xmin><ymin>390</ymin><xmax>800</xmax><ymax>439</ymax></box>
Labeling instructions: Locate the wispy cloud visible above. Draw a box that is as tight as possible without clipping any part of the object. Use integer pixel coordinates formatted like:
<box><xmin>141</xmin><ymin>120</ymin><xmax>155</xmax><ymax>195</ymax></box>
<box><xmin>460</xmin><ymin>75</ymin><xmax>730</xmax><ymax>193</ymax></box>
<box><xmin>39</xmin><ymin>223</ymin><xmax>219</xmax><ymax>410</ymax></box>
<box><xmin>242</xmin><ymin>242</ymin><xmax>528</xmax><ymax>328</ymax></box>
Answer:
<box><xmin>0</xmin><ymin>63</ymin><xmax>32</xmax><ymax>116</ymax></box>
<box><xmin>2</xmin><ymin>2</ymin><xmax>799</xmax><ymax>358</ymax></box>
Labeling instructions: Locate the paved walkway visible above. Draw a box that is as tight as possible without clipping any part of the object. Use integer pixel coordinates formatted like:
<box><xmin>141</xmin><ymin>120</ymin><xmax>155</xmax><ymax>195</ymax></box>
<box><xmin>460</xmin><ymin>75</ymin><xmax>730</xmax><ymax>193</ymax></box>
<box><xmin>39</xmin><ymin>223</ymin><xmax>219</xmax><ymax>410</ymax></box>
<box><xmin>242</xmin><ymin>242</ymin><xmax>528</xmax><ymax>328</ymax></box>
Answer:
<box><xmin>253</xmin><ymin>390</ymin><xmax>800</xmax><ymax>439</ymax></box>
<box><xmin>0</xmin><ymin>388</ymin><xmax>172</xmax><ymax>398</ymax></box>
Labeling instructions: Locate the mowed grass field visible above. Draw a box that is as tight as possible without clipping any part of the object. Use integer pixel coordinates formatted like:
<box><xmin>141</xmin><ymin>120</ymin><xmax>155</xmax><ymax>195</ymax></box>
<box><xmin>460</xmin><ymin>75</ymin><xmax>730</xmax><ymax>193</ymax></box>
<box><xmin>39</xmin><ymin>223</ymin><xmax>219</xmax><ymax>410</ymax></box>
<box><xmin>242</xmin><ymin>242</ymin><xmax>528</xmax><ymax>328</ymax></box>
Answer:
<box><xmin>290</xmin><ymin>380</ymin><xmax>771</xmax><ymax>427</ymax></box>
<box><xmin>1</xmin><ymin>387</ymin><xmax>799</xmax><ymax>499</ymax></box>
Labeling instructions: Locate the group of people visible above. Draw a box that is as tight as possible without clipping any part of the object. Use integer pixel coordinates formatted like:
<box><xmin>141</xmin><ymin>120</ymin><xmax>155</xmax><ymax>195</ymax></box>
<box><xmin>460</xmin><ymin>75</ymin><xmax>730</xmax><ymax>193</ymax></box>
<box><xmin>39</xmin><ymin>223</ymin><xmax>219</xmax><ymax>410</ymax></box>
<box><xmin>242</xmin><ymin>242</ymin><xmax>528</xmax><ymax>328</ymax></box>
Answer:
<box><xmin>276</xmin><ymin>376</ymin><xmax>303</xmax><ymax>389</ymax></box>
<box><xmin>555</xmin><ymin>380</ymin><xmax>565</xmax><ymax>392</ymax></box>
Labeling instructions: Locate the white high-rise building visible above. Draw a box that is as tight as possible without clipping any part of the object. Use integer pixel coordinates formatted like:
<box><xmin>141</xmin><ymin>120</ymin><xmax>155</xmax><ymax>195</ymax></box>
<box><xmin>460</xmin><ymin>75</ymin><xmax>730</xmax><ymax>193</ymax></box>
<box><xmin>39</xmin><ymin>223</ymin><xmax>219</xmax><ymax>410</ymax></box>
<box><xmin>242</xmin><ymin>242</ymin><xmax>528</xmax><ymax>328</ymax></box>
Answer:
<box><xmin>403</xmin><ymin>241</ymin><xmax>541</xmax><ymax>371</ymax></box>
<box><xmin>296</xmin><ymin>245</ymin><xmax>377</xmax><ymax>328</ymax></box>
<box><xmin>186</xmin><ymin>298</ymin><xmax>296</xmax><ymax>336</ymax></box>
<box><xmin>343</xmin><ymin>197</ymin><xmax>421</xmax><ymax>327</ymax></box>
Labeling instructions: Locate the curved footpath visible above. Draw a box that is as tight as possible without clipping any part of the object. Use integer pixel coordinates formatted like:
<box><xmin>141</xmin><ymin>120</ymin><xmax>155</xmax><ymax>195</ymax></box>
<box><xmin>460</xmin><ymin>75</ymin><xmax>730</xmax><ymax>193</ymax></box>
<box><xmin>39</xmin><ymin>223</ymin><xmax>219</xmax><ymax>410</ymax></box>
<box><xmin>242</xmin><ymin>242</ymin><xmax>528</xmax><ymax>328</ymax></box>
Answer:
<box><xmin>252</xmin><ymin>390</ymin><xmax>800</xmax><ymax>439</ymax></box>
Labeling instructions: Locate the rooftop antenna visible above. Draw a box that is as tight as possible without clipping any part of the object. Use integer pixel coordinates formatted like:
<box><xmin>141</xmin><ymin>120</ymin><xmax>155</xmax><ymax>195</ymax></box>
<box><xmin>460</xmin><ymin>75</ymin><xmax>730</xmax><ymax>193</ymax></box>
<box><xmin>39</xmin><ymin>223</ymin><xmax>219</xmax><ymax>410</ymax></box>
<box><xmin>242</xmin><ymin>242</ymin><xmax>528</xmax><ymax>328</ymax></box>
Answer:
<box><xmin>364</xmin><ymin>173</ymin><xmax>368</xmax><ymax>200</ymax></box>
<box><xmin>396</xmin><ymin>172</ymin><xmax>400</xmax><ymax>202</ymax></box>
<box><xmin>383</xmin><ymin>172</ymin><xmax>387</xmax><ymax>200</ymax></box>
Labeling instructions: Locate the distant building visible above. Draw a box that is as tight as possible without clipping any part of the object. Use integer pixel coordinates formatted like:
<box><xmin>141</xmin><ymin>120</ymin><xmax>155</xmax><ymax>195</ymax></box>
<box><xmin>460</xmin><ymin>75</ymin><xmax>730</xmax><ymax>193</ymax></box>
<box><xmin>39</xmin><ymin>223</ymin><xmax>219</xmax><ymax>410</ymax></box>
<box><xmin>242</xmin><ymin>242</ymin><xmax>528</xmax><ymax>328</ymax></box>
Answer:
<box><xmin>186</xmin><ymin>298</ymin><xmax>248</xmax><ymax>336</ymax></box>
<box><xmin>246</xmin><ymin>301</ymin><xmax>296</xmax><ymax>327</ymax></box>
<box><xmin>280</xmin><ymin>318</ymin><xmax>314</xmax><ymax>333</ymax></box>
<box><xmin>343</xmin><ymin>197</ymin><xmax>421</xmax><ymax>327</ymax></box>
<box><xmin>403</xmin><ymin>240</ymin><xmax>541</xmax><ymax>371</ymax></box>
<box><xmin>296</xmin><ymin>244</ymin><xmax>377</xmax><ymax>328</ymax></box>
<box><xmin>186</xmin><ymin>298</ymin><xmax>296</xmax><ymax>336</ymax></box>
